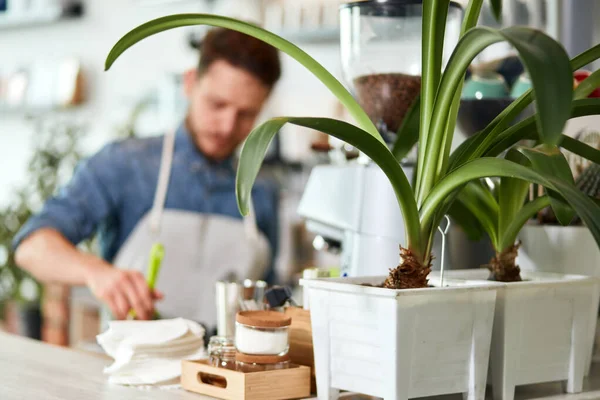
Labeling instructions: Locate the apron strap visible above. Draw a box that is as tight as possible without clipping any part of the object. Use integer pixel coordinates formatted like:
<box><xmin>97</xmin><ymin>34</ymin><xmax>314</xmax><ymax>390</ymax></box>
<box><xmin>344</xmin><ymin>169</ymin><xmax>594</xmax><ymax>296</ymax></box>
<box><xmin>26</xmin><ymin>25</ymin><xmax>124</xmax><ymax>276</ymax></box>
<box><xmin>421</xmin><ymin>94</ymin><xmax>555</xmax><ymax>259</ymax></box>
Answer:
<box><xmin>149</xmin><ymin>130</ymin><xmax>176</xmax><ymax>234</ymax></box>
<box><xmin>149</xmin><ymin>129</ymin><xmax>260</xmax><ymax>240</ymax></box>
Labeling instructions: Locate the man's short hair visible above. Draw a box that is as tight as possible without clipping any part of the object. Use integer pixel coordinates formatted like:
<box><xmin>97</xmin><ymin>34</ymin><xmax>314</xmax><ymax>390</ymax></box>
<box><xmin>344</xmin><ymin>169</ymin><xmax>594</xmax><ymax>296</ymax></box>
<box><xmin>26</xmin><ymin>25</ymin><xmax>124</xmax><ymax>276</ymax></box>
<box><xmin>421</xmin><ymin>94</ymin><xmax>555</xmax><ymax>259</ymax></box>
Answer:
<box><xmin>198</xmin><ymin>28</ymin><xmax>281</xmax><ymax>88</ymax></box>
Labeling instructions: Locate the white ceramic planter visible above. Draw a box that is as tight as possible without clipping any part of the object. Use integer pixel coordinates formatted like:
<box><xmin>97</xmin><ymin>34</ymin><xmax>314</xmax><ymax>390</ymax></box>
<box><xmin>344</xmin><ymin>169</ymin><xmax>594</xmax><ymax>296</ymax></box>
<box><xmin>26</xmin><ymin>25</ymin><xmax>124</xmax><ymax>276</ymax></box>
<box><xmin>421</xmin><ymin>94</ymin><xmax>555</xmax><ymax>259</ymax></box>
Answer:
<box><xmin>300</xmin><ymin>276</ymin><xmax>500</xmax><ymax>400</ymax></box>
<box><xmin>434</xmin><ymin>269</ymin><xmax>600</xmax><ymax>400</ymax></box>
<box><xmin>518</xmin><ymin>225</ymin><xmax>600</xmax><ymax>376</ymax></box>
<box><xmin>517</xmin><ymin>225</ymin><xmax>600</xmax><ymax>276</ymax></box>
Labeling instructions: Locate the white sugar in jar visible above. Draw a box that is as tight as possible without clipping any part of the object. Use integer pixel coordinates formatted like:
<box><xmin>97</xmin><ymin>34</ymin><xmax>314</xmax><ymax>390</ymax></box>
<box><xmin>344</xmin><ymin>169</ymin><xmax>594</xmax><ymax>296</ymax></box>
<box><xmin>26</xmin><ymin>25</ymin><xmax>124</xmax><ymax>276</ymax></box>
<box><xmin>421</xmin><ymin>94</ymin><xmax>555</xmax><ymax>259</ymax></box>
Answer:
<box><xmin>235</xmin><ymin>311</ymin><xmax>291</xmax><ymax>356</ymax></box>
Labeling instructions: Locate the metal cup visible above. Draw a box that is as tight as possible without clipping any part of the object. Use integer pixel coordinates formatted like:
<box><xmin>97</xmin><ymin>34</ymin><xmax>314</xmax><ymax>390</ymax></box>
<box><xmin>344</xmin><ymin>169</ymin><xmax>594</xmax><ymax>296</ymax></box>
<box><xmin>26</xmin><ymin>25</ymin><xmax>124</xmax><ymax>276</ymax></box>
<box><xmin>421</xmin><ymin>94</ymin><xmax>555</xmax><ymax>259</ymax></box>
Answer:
<box><xmin>243</xmin><ymin>279</ymin><xmax>267</xmax><ymax>302</ymax></box>
<box><xmin>239</xmin><ymin>279</ymin><xmax>267</xmax><ymax>311</ymax></box>
<box><xmin>215</xmin><ymin>281</ymin><xmax>240</xmax><ymax>338</ymax></box>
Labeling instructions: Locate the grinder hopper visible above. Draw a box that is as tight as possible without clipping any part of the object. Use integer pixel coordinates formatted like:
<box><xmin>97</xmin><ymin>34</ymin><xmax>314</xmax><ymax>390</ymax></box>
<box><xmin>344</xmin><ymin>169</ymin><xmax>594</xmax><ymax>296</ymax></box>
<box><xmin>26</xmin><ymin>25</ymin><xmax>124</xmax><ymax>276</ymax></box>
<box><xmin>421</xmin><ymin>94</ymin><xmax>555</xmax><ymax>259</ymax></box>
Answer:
<box><xmin>340</xmin><ymin>0</ymin><xmax>463</xmax><ymax>148</ymax></box>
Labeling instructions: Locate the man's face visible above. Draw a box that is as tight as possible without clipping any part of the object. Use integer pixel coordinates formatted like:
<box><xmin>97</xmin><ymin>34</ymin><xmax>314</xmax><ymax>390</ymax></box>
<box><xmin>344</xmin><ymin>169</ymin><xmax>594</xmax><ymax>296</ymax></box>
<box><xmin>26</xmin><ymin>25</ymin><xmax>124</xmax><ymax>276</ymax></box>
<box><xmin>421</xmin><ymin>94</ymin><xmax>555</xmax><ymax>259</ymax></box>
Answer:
<box><xmin>184</xmin><ymin>60</ymin><xmax>271</xmax><ymax>162</ymax></box>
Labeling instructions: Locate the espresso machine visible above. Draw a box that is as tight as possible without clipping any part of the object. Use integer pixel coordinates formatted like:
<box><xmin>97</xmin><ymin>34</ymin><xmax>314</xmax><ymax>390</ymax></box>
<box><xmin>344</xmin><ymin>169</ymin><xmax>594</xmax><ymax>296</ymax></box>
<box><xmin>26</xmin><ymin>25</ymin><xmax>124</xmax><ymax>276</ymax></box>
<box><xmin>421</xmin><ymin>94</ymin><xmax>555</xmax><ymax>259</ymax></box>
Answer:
<box><xmin>297</xmin><ymin>0</ymin><xmax>463</xmax><ymax>277</ymax></box>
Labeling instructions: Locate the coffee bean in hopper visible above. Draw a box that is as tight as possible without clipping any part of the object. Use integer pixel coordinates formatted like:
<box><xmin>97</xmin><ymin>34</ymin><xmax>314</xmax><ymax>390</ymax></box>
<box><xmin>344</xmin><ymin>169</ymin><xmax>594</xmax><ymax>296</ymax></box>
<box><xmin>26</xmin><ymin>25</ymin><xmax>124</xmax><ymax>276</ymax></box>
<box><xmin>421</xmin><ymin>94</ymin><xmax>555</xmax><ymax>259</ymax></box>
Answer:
<box><xmin>354</xmin><ymin>73</ymin><xmax>421</xmax><ymax>134</ymax></box>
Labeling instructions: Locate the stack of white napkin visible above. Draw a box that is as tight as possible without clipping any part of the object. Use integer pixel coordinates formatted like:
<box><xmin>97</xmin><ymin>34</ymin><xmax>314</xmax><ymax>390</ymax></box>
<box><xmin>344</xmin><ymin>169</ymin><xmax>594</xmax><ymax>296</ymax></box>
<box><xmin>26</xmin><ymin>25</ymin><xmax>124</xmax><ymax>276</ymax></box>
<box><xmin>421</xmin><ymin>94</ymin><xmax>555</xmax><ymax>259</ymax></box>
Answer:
<box><xmin>97</xmin><ymin>318</ymin><xmax>207</xmax><ymax>387</ymax></box>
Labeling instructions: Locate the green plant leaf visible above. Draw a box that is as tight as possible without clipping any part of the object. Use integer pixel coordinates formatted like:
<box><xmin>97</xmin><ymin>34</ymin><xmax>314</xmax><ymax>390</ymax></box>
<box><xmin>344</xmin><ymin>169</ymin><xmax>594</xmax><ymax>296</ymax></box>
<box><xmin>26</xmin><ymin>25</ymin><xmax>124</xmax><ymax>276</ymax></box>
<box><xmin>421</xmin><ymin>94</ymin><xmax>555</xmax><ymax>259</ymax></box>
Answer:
<box><xmin>450</xmin><ymin>44</ymin><xmax>600</xmax><ymax>172</ymax></box>
<box><xmin>417</xmin><ymin>26</ymin><xmax>573</xmax><ymax>206</ymax></box>
<box><xmin>448</xmin><ymin>91</ymin><xmax>534</xmax><ymax>171</ymax></box>
<box><xmin>485</xmin><ymin>44</ymin><xmax>600</xmax><ymax>150</ymax></box>
<box><xmin>447</xmin><ymin>199</ymin><xmax>486</xmax><ymax>241</ymax></box>
<box><xmin>485</xmin><ymin>98</ymin><xmax>600</xmax><ymax>160</ymax></box>
<box><xmin>104</xmin><ymin>13</ymin><xmax>381</xmax><ymax>142</ymax></box>
<box><xmin>561</xmin><ymin>135</ymin><xmax>600</xmax><ymax>164</ymax></box>
<box><xmin>448</xmin><ymin>126</ymin><xmax>490</xmax><ymax>171</ymax></box>
<box><xmin>420</xmin><ymin>157</ymin><xmax>600</xmax><ymax>253</ymax></box>
<box><xmin>518</xmin><ymin>146</ymin><xmax>576</xmax><ymax>225</ymax></box>
<box><xmin>392</xmin><ymin>96</ymin><xmax>420</xmax><ymax>162</ymax></box>
<box><xmin>497</xmin><ymin>150</ymin><xmax>532</xmax><ymax>247</ymax></box>
<box><xmin>574</xmin><ymin>69</ymin><xmax>600</xmax><ymax>100</ymax></box>
<box><xmin>236</xmin><ymin>117</ymin><xmax>423</xmax><ymax>258</ymax></box>
<box><xmin>489</xmin><ymin>0</ymin><xmax>502</xmax><ymax>22</ymax></box>
<box><xmin>435</xmin><ymin>0</ymin><xmax>485</xmax><ymax>177</ymax></box>
<box><xmin>572</xmin><ymin>44</ymin><xmax>600</xmax><ymax>72</ymax></box>
<box><xmin>417</xmin><ymin>0</ymin><xmax>451</xmax><ymax>189</ymax></box>
<box><xmin>455</xmin><ymin>181</ymin><xmax>500</xmax><ymax>247</ymax></box>
<box><xmin>461</xmin><ymin>0</ymin><xmax>484</xmax><ymax>34</ymax></box>
<box><xmin>438</xmin><ymin>0</ymin><xmax>484</xmax><ymax>176</ymax></box>
<box><xmin>498</xmin><ymin>195</ymin><xmax>551</xmax><ymax>251</ymax></box>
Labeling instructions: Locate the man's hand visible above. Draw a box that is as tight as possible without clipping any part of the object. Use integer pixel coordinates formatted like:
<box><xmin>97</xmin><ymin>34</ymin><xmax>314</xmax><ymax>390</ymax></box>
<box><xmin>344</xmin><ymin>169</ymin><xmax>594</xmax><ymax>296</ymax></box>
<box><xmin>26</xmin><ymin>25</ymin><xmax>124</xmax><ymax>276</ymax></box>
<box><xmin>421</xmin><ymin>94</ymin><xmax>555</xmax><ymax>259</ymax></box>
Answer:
<box><xmin>15</xmin><ymin>229</ymin><xmax>163</xmax><ymax>320</ymax></box>
<box><xmin>85</xmin><ymin>264</ymin><xmax>163</xmax><ymax>320</ymax></box>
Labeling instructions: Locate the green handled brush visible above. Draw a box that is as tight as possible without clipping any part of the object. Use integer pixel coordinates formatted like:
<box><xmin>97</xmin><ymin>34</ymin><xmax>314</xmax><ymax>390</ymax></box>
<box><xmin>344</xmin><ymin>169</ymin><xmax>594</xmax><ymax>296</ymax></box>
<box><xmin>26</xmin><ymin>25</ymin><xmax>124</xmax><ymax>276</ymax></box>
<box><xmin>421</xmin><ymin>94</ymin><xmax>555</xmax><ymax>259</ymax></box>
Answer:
<box><xmin>128</xmin><ymin>243</ymin><xmax>165</xmax><ymax>320</ymax></box>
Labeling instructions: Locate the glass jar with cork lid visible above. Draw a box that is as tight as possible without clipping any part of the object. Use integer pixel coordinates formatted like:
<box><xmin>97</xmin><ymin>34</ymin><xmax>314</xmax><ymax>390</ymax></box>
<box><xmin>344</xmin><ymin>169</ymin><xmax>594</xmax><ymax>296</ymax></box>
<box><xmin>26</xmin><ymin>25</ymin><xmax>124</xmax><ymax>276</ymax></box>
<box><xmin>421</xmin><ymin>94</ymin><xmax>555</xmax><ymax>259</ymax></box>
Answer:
<box><xmin>235</xmin><ymin>310</ymin><xmax>291</xmax><ymax>356</ymax></box>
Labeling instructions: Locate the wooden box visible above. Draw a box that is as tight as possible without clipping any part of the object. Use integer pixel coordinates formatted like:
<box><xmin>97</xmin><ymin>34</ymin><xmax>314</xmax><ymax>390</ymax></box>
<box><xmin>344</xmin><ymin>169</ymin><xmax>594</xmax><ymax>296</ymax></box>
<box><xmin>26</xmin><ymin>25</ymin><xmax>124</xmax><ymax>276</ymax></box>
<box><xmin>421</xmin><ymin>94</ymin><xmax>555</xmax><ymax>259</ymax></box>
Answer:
<box><xmin>284</xmin><ymin>307</ymin><xmax>316</xmax><ymax>392</ymax></box>
<box><xmin>181</xmin><ymin>360</ymin><xmax>311</xmax><ymax>400</ymax></box>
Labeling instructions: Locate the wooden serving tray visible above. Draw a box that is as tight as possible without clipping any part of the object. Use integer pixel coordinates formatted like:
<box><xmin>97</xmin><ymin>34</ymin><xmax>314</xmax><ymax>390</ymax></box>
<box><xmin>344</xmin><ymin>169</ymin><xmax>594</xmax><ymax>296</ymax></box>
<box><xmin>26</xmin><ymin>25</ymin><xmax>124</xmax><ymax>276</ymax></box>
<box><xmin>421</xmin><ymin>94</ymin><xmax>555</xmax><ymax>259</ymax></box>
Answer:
<box><xmin>181</xmin><ymin>360</ymin><xmax>311</xmax><ymax>400</ymax></box>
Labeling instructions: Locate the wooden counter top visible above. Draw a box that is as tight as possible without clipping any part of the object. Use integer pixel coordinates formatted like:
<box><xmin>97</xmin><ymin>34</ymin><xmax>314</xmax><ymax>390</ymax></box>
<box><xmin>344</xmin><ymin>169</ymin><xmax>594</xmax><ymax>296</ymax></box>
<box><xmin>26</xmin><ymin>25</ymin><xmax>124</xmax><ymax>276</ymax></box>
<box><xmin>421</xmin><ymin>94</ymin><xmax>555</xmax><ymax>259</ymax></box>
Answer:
<box><xmin>0</xmin><ymin>331</ymin><xmax>210</xmax><ymax>400</ymax></box>
<box><xmin>3</xmin><ymin>330</ymin><xmax>600</xmax><ymax>400</ymax></box>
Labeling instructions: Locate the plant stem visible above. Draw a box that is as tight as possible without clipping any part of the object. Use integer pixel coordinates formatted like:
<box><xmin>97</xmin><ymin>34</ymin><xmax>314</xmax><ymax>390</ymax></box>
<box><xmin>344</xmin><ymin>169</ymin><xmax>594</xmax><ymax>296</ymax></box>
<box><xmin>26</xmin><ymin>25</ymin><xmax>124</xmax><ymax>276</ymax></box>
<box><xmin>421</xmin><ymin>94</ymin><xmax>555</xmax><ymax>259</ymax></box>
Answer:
<box><xmin>498</xmin><ymin>196</ymin><xmax>550</xmax><ymax>251</ymax></box>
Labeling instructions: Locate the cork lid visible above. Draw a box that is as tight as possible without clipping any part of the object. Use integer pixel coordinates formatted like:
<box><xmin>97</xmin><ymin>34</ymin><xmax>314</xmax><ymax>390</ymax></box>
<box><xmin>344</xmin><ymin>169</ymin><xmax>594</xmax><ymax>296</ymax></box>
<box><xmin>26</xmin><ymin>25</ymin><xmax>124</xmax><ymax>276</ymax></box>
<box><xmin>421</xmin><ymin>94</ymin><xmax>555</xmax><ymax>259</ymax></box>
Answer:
<box><xmin>235</xmin><ymin>352</ymin><xmax>291</xmax><ymax>364</ymax></box>
<box><xmin>236</xmin><ymin>311</ymin><xmax>292</xmax><ymax>328</ymax></box>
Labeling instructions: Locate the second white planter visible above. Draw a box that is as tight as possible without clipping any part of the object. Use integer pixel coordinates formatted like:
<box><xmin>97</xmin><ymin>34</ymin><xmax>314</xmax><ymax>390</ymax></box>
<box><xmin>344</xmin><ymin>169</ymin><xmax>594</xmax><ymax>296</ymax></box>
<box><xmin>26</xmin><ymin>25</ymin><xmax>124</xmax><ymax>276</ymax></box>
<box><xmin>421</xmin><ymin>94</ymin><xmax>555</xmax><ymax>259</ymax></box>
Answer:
<box><xmin>300</xmin><ymin>275</ymin><xmax>500</xmax><ymax>400</ymax></box>
<box><xmin>435</xmin><ymin>268</ymin><xmax>600</xmax><ymax>400</ymax></box>
<box><xmin>517</xmin><ymin>225</ymin><xmax>600</xmax><ymax>276</ymax></box>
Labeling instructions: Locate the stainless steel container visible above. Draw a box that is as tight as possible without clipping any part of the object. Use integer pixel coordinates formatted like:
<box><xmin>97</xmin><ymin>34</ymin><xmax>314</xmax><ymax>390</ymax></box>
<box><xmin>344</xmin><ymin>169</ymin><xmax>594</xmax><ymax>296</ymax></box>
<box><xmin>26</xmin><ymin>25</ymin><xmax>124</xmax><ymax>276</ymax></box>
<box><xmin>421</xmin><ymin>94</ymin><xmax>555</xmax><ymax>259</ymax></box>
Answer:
<box><xmin>215</xmin><ymin>280</ymin><xmax>268</xmax><ymax>337</ymax></box>
<box><xmin>215</xmin><ymin>281</ymin><xmax>241</xmax><ymax>338</ymax></box>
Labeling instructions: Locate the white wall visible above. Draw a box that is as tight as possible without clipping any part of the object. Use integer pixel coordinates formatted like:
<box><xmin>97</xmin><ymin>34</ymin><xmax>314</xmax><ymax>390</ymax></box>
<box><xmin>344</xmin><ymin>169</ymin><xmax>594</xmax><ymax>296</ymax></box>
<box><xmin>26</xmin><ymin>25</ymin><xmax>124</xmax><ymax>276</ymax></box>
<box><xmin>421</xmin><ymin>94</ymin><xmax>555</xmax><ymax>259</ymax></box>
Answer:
<box><xmin>0</xmin><ymin>1</ymin><xmax>195</xmax><ymax>205</ymax></box>
<box><xmin>0</xmin><ymin>0</ymin><xmax>343</xmax><ymax>207</ymax></box>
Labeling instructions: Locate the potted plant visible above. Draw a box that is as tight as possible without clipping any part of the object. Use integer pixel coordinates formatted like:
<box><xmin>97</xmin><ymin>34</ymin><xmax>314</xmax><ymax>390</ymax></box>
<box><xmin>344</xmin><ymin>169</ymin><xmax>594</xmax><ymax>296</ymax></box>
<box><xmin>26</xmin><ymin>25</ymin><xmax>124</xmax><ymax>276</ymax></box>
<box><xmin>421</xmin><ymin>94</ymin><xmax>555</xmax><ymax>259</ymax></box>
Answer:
<box><xmin>0</xmin><ymin>189</ymin><xmax>42</xmax><ymax>339</ymax></box>
<box><xmin>104</xmin><ymin>1</ymin><xmax>600</xmax><ymax>398</ymax></box>
<box><xmin>441</xmin><ymin>143</ymin><xmax>600</xmax><ymax>398</ymax></box>
<box><xmin>0</xmin><ymin>117</ymin><xmax>89</xmax><ymax>339</ymax></box>
<box><xmin>518</xmin><ymin>124</ymin><xmax>600</xmax><ymax>278</ymax></box>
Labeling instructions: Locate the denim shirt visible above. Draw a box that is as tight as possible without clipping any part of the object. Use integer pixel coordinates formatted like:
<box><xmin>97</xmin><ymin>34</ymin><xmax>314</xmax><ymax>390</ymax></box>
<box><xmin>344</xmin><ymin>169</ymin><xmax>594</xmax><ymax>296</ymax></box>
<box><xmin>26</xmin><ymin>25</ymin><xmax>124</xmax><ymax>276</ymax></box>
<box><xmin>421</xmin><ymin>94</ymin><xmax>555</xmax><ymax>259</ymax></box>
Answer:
<box><xmin>13</xmin><ymin>123</ymin><xmax>280</xmax><ymax>283</ymax></box>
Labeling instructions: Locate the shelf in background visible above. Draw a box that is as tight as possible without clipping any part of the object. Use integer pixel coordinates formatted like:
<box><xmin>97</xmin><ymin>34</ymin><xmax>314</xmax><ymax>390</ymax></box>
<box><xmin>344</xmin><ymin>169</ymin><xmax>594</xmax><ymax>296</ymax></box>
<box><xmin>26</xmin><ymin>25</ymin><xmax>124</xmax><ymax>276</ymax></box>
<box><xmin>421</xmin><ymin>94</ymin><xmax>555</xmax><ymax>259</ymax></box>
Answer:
<box><xmin>0</xmin><ymin>1</ymin><xmax>83</xmax><ymax>31</ymax></box>
<box><xmin>0</xmin><ymin>105</ymin><xmax>82</xmax><ymax>115</ymax></box>
<box><xmin>188</xmin><ymin>27</ymin><xmax>340</xmax><ymax>50</ymax></box>
<box><xmin>273</xmin><ymin>28</ymin><xmax>340</xmax><ymax>44</ymax></box>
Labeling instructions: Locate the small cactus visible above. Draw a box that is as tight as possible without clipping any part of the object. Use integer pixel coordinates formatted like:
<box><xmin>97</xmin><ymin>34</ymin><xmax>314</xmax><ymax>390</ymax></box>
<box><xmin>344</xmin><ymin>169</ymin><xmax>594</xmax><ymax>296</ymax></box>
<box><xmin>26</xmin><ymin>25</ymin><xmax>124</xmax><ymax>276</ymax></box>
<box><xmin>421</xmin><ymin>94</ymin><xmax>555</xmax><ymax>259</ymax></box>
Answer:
<box><xmin>575</xmin><ymin>163</ymin><xmax>600</xmax><ymax>199</ymax></box>
<box><xmin>572</xmin><ymin>163</ymin><xmax>600</xmax><ymax>225</ymax></box>
<box><xmin>535</xmin><ymin>163</ymin><xmax>599</xmax><ymax>225</ymax></box>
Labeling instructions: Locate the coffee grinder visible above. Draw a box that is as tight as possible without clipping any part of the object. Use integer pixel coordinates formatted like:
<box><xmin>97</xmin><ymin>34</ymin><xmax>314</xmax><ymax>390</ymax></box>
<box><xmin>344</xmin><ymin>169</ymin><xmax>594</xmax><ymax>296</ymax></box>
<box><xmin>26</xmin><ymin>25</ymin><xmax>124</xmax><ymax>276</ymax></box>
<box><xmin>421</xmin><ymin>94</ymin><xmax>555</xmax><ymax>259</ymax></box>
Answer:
<box><xmin>297</xmin><ymin>0</ymin><xmax>463</xmax><ymax>277</ymax></box>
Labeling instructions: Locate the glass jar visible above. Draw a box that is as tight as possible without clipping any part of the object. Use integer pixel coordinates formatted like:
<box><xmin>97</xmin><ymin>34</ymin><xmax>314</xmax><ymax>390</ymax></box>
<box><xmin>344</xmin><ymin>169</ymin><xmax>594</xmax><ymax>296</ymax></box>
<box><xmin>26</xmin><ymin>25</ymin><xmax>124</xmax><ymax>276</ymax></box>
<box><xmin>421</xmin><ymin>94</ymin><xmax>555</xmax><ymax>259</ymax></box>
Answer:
<box><xmin>235</xmin><ymin>311</ymin><xmax>291</xmax><ymax>356</ymax></box>
<box><xmin>340</xmin><ymin>0</ymin><xmax>463</xmax><ymax>142</ymax></box>
<box><xmin>235</xmin><ymin>352</ymin><xmax>291</xmax><ymax>373</ymax></box>
<box><xmin>207</xmin><ymin>336</ymin><xmax>236</xmax><ymax>370</ymax></box>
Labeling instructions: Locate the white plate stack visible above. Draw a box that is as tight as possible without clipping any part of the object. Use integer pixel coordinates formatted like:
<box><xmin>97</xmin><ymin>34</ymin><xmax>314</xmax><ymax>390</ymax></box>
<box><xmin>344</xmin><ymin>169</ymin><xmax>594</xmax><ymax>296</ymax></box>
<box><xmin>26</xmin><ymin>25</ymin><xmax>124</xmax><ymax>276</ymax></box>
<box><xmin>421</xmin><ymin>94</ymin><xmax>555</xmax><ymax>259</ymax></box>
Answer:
<box><xmin>97</xmin><ymin>318</ymin><xmax>207</xmax><ymax>387</ymax></box>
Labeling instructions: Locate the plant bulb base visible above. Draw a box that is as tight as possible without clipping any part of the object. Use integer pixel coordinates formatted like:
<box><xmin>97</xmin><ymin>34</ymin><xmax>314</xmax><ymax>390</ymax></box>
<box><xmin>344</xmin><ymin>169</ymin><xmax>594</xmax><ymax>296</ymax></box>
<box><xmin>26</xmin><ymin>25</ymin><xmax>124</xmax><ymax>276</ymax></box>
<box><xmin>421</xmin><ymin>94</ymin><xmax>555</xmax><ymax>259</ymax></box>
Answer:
<box><xmin>487</xmin><ymin>242</ymin><xmax>523</xmax><ymax>282</ymax></box>
<box><xmin>384</xmin><ymin>246</ymin><xmax>431</xmax><ymax>289</ymax></box>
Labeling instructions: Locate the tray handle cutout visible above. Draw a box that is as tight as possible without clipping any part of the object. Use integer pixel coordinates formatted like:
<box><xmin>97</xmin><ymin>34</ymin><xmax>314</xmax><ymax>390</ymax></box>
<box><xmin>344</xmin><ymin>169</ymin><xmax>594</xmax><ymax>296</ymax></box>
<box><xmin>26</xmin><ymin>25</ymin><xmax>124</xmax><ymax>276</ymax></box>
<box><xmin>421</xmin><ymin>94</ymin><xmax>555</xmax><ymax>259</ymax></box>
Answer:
<box><xmin>198</xmin><ymin>371</ymin><xmax>228</xmax><ymax>389</ymax></box>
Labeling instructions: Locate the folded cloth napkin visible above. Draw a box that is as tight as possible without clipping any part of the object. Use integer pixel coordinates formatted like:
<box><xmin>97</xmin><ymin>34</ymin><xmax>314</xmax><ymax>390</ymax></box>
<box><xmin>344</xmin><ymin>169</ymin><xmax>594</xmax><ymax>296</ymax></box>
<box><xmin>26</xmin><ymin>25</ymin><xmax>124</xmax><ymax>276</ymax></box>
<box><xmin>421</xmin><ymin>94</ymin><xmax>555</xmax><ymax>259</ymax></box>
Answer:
<box><xmin>97</xmin><ymin>318</ymin><xmax>207</xmax><ymax>386</ymax></box>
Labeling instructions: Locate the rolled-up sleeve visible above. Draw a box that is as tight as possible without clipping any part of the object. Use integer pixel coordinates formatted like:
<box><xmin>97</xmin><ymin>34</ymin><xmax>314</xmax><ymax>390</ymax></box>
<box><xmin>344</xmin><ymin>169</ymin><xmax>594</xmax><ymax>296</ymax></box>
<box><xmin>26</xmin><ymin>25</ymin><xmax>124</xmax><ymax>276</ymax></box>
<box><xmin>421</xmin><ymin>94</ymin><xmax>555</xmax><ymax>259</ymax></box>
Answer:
<box><xmin>12</xmin><ymin>143</ymin><xmax>122</xmax><ymax>250</ymax></box>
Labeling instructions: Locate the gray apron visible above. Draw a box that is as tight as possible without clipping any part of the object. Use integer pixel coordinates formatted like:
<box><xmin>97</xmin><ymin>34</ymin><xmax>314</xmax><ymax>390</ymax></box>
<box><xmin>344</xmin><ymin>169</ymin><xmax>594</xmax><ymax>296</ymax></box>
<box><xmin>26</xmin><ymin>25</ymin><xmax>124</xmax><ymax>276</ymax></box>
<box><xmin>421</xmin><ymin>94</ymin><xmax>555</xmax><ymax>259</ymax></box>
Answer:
<box><xmin>103</xmin><ymin>130</ymin><xmax>271</xmax><ymax>330</ymax></box>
